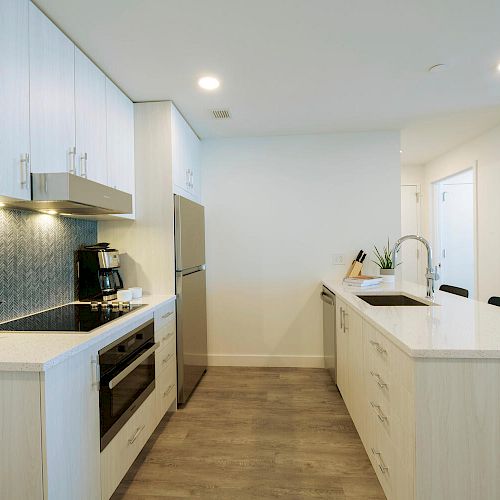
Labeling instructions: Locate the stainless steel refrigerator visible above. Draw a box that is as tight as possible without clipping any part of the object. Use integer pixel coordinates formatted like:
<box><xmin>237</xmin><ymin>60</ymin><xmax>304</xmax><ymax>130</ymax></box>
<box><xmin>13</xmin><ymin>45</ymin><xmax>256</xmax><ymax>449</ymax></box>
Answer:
<box><xmin>174</xmin><ymin>195</ymin><xmax>208</xmax><ymax>405</ymax></box>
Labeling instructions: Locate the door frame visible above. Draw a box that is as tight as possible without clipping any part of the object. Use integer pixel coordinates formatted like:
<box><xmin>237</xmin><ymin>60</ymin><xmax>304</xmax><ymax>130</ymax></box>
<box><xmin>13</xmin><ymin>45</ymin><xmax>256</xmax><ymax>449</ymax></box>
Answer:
<box><xmin>401</xmin><ymin>183</ymin><xmax>422</xmax><ymax>283</ymax></box>
<box><xmin>431</xmin><ymin>164</ymin><xmax>478</xmax><ymax>298</ymax></box>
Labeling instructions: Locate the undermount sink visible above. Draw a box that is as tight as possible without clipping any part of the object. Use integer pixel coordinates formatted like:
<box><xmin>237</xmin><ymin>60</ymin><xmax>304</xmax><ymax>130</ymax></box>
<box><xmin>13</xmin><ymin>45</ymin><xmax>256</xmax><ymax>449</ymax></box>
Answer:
<box><xmin>356</xmin><ymin>294</ymin><xmax>430</xmax><ymax>307</ymax></box>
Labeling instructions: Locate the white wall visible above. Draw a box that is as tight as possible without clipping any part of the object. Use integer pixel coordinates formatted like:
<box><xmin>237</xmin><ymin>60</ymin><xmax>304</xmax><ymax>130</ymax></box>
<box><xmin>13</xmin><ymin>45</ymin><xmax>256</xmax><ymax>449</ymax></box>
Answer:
<box><xmin>202</xmin><ymin>132</ymin><xmax>401</xmax><ymax>367</ymax></box>
<box><xmin>401</xmin><ymin>164</ymin><xmax>425</xmax><ymax>186</ymax></box>
<box><xmin>421</xmin><ymin>124</ymin><xmax>500</xmax><ymax>302</ymax></box>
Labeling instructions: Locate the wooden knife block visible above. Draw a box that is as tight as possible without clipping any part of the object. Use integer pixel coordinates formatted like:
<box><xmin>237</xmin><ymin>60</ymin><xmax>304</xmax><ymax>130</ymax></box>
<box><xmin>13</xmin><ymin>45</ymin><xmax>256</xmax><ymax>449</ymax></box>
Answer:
<box><xmin>346</xmin><ymin>260</ymin><xmax>363</xmax><ymax>278</ymax></box>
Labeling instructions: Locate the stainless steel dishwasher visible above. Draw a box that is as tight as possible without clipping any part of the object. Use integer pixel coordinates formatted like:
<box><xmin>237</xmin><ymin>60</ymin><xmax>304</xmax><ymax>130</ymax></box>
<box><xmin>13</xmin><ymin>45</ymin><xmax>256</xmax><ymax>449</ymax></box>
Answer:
<box><xmin>321</xmin><ymin>286</ymin><xmax>336</xmax><ymax>382</ymax></box>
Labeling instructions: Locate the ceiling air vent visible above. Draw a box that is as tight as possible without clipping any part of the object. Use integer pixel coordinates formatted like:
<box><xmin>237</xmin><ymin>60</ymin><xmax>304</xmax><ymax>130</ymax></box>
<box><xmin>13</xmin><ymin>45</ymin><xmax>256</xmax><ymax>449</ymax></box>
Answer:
<box><xmin>211</xmin><ymin>109</ymin><xmax>231</xmax><ymax>119</ymax></box>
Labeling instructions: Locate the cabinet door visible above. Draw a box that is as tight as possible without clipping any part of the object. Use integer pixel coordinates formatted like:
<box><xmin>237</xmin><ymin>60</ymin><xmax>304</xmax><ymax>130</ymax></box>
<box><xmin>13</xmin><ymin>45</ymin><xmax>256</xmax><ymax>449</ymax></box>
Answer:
<box><xmin>106</xmin><ymin>78</ymin><xmax>135</xmax><ymax>215</ymax></box>
<box><xmin>29</xmin><ymin>3</ymin><xmax>76</xmax><ymax>173</ymax></box>
<box><xmin>42</xmin><ymin>347</ymin><xmax>101</xmax><ymax>500</ymax></box>
<box><xmin>336</xmin><ymin>297</ymin><xmax>349</xmax><ymax>400</ymax></box>
<box><xmin>346</xmin><ymin>305</ymin><xmax>364</xmax><ymax>432</ymax></box>
<box><xmin>75</xmin><ymin>47</ymin><xmax>107</xmax><ymax>184</ymax></box>
<box><xmin>171</xmin><ymin>104</ymin><xmax>201</xmax><ymax>201</ymax></box>
<box><xmin>0</xmin><ymin>0</ymin><xmax>30</xmax><ymax>200</ymax></box>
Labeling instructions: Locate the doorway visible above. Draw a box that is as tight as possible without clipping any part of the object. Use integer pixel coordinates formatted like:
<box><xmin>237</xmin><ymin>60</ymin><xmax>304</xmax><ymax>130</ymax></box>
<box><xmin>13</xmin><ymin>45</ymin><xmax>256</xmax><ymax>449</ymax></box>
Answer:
<box><xmin>433</xmin><ymin>168</ymin><xmax>476</xmax><ymax>298</ymax></box>
<box><xmin>401</xmin><ymin>184</ymin><xmax>421</xmax><ymax>283</ymax></box>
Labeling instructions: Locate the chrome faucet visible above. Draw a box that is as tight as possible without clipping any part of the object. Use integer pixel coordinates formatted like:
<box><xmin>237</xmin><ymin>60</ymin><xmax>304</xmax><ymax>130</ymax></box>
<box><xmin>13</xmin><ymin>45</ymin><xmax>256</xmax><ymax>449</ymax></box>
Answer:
<box><xmin>391</xmin><ymin>235</ymin><xmax>439</xmax><ymax>299</ymax></box>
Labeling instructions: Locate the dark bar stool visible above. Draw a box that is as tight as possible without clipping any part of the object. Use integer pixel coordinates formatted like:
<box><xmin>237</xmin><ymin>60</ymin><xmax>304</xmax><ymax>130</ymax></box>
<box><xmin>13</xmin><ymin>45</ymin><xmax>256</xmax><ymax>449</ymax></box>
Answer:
<box><xmin>488</xmin><ymin>296</ymin><xmax>500</xmax><ymax>307</ymax></box>
<box><xmin>439</xmin><ymin>284</ymin><xmax>469</xmax><ymax>298</ymax></box>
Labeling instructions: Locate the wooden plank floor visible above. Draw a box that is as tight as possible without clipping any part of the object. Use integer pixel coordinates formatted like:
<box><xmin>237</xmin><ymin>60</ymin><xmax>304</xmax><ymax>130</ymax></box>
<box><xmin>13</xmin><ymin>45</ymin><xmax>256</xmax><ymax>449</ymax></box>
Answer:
<box><xmin>112</xmin><ymin>367</ymin><xmax>385</xmax><ymax>500</ymax></box>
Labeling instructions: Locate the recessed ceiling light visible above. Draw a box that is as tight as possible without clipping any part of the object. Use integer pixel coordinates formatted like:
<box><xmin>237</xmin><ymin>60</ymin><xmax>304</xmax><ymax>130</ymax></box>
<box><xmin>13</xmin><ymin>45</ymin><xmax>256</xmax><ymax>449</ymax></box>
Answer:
<box><xmin>400</xmin><ymin>150</ymin><xmax>403</xmax><ymax>154</ymax></box>
<box><xmin>496</xmin><ymin>62</ymin><xmax>500</xmax><ymax>72</ymax></box>
<box><xmin>198</xmin><ymin>76</ymin><xmax>220</xmax><ymax>90</ymax></box>
<box><xmin>0</xmin><ymin>202</ymin><xmax>5</xmax><ymax>207</ymax></box>
<box><xmin>428</xmin><ymin>63</ymin><xmax>447</xmax><ymax>73</ymax></box>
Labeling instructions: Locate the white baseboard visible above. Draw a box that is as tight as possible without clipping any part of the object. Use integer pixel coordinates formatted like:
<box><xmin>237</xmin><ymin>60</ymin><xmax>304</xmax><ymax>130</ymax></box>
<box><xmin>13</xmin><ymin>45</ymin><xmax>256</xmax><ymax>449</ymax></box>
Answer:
<box><xmin>207</xmin><ymin>354</ymin><xmax>324</xmax><ymax>368</ymax></box>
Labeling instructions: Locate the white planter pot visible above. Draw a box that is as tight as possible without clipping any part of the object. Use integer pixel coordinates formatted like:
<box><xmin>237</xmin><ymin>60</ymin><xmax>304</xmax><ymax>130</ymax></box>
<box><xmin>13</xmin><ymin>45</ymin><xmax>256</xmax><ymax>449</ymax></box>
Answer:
<box><xmin>379</xmin><ymin>268</ymin><xmax>396</xmax><ymax>283</ymax></box>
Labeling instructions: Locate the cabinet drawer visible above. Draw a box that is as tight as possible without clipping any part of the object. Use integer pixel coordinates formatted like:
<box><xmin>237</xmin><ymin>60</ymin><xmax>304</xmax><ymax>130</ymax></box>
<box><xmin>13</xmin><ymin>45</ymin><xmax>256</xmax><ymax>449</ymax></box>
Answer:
<box><xmin>364</xmin><ymin>322</ymin><xmax>392</xmax><ymax>374</ymax></box>
<box><xmin>155</xmin><ymin>317</ymin><xmax>176</xmax><ymax>346</ymax></box>
<box><xmin>154</xmin><ymin>301</ymin><xmax>175</xmax><ymax>332</ymax></box>
<box><xmin>157</xmin><ymin>359</ymin><xmax>176</xmax><ymax>420</ymax></box>
<box><xmin>155</xmin><ymin>335</ymin><xmax>176</xmax><ymax>374</ymax></box>
<box><xmin>100</xmin><ymin>392</ymin><xmax>155</xmax><ymax>500</ymax></box>
<box><xmin>367</xmin><ymin>409</ymin><xmax>397</xmax><ymax>499</ymax></box>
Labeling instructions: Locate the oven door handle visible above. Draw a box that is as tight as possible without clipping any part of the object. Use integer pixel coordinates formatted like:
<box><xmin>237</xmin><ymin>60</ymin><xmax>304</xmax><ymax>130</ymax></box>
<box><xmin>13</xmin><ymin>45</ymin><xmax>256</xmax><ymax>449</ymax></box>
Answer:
<box><xmin>108</xmin><ymin>342</ymin><xmax>159</xmax><ymax>389</ymax></box>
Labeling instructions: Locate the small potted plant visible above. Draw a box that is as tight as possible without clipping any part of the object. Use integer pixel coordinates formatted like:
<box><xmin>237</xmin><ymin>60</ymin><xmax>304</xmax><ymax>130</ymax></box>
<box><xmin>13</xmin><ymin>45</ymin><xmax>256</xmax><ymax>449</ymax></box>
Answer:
<box><xmin>372</xmin><ymin>239</ymin><xmax>398</xmax><ymax>282</ymax></box>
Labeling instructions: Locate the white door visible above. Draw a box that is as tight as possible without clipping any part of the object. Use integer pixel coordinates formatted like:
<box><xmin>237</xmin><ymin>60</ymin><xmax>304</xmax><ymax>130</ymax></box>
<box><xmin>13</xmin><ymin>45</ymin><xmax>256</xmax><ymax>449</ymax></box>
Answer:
<box><xmin>29</xmin><ymin>3</ymin><xmax>76</xmax><ymax>174</ymax></box>
<box><xmin>0</xmin><ymin>0</ymin><xmax>31</xmax><ymax>200</ymax></box>
<box><xmin>106</xmin><ymin>78</ymin><xmax>135</xmax><ymax>216</ymax></box>
<box><xmin>400</xmin><ymin>184</ymin><xmax>421</xmax><ymax>283</ymax></box>
<box><xmin>75</xmin><ymin>48</ymin><xmax>107</xmax><ymax>184</ymax></box>
<box><xmin>437</xmin><ymin>173</ymin><xmax>475</xmax><ymax>297</ymax></box>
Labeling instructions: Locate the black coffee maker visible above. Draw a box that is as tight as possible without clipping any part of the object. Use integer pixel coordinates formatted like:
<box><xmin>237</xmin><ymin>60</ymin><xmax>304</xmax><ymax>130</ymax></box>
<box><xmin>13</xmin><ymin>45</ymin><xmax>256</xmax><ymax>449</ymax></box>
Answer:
<box><xmin>77</xmin><ymin>243</ymin><xmax>124</xmax><ymax>301</ymax></box>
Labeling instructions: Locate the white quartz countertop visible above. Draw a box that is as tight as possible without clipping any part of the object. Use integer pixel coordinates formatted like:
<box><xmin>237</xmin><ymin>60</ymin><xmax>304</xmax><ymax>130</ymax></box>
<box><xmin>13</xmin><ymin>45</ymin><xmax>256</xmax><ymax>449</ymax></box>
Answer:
<box><xmin>0</xmin><ymin>295</ymin><xmax>175</xmax><ymax>372</ymax></box>
<box><xmin>322</xmin><ymin>280</ymin><xmax>500</xmax><ymax>359</ymax></box>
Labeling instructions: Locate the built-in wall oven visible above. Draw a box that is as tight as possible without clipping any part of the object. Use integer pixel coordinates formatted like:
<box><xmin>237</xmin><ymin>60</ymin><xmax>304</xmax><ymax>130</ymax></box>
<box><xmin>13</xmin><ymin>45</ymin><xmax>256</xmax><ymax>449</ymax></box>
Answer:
<box><xmin>99</xmin><ymin>319</ymin><xmax>158</xmax><ymax>450</ymax></box>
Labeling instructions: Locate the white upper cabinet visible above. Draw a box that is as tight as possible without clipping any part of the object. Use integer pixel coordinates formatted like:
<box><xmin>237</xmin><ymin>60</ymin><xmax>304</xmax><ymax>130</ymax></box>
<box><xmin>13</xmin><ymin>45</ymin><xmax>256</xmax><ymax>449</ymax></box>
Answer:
<box><xmin>75</xmin><ymin>47</ymin><xmax>107</xmax><ymax>184</ymax></box>
<box><xmin>171</xmin><ymin>105</ymin><xmax>201</xmax><ymax>202</ymax></box>
<box><xmin>29</xmin><ymin>2</ymin><xmax>76</xmax><ymax>174</ymax></box>
<box><xmin>106</xmin><ymin>78</ymin><xmax>135</xmax><ymax>216</ymax></box>
<box><xmin>0</xmin><ymin>0</ymin><xmax>30</xmax><ymax>200</ymax></box>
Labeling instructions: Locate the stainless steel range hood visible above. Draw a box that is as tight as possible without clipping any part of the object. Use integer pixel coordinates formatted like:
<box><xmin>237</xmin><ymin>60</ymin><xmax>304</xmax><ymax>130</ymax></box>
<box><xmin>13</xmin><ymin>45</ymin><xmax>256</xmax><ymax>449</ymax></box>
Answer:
<box><xmin>15</xmin><ymin>173</ymin><xmax>132</xmax><ymax>215</ymax></box>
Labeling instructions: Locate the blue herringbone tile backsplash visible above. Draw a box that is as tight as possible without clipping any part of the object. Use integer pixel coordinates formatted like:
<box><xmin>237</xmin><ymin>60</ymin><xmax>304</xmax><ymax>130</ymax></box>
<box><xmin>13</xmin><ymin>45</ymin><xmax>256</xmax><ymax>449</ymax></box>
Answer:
<box><xmin>0</xmin><ymin>209</ymin><xmax>97</xmax><ymax>322</ymax></box>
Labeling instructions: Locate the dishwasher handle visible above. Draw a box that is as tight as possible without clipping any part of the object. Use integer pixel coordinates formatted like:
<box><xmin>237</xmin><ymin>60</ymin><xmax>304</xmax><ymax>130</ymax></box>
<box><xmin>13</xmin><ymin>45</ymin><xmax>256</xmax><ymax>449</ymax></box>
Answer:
<box><xmin>321</xmin><ymin>292</ymin><xmax>334</xmax><ymax>305</ymax></box>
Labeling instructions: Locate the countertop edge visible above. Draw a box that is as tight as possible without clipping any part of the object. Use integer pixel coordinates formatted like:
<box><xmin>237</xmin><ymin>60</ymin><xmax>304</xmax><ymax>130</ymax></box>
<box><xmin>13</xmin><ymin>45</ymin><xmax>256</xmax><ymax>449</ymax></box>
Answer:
<box><xmin>322</xmin><ymin>280</ymin><xmax>500</xmax><ymax>360</ymax></box>
<box><xmin>0</xmin><ymin>295</ymin><xmax>176</xmax><ymax>372</ymax></box>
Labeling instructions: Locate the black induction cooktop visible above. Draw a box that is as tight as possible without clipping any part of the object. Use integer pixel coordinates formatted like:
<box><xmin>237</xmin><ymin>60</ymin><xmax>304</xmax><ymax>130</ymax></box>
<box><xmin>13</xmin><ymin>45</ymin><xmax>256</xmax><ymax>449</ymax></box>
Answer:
<box><xmin>0</xmin><ymin>303</ymin><xmax>145</xmax><ymax>333</ymax></box>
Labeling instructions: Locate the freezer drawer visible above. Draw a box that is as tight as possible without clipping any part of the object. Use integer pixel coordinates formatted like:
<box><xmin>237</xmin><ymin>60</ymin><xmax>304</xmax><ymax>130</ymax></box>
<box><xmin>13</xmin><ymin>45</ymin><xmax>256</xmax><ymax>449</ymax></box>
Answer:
<box><xmin>176</xmin><ymin>268</ymin><xmax>208</xmax><ymax>404</ymax></box>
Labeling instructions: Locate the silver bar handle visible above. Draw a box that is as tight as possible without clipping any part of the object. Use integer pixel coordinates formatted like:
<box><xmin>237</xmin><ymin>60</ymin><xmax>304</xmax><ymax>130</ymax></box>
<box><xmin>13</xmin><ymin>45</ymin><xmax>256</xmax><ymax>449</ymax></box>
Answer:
<box><xmin>68</xmin><ymin>147</ymin><xmax>76</xmax><ymax>174</ymax></box>
<box><xmin>20</xmin><ymin>153</ymin><xmax>29</xmax><ymax>186</ymax></box>
<box><xmin>369</xmin><ymin>340</ymin><xmax>387</xmax><ymax>354</ymax></box>
<box><xmin>163</xmin><ymin>383</ymin><xmax>175</xmax><ymax>398</ymax></box>
<box><xmin>340</xmin><ymin>307</ymin><xmax>344</xmax><ymax>330</ymax></box>
<box><xmin>91</xmin><ymin>356</ymin><xmax>100</xmax><ymax>390</ymax></box>
<box><xmin>370</xmin><ymin>401</ymin><xmax>388</xmax><ymax>422</ymax></box>
<box><xmin>369</xmin><ymin>371</ymin><xmax>388</xmax><ymax>389</ymax></box>
<box><xmin>161</xmin><ymin>311</ymin><xmax>174</xmax><ymax>320</ymax></box>
<box><xmin>321</xmin><ymin>292</ymin><xmax>334</xmax><ymax>305</ymax></box>
<box><xmin>80</xmin><ymin>152</ymin><xmax>88</xmax><ymax>178</ymax></box>
<box><xmin>108</xmin><ymin>342</ymin><xmax>159</xmax><ymax>389</ymax></box>
<box><xmin>162</xmin><ymin>352</ymin><xmax>174</xmax><ymax>366</ymax></box>
<box><xmin>371</xmin><ymin>448</ymin><xmax>389</xmax><ymax>473</ymax></box>
<box><xmin>128</xmin><ymin>424</ymin><xmax>145</xmax><ymax>445</ymax></box>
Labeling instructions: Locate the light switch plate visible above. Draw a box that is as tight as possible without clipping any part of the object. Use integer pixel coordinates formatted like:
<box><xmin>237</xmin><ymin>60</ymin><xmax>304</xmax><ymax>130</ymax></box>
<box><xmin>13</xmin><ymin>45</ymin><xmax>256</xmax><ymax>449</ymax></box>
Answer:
<box><xmin>332</xmin><ymin>254</ymin><xmax>345</xmax><ymax>266</ymax></box>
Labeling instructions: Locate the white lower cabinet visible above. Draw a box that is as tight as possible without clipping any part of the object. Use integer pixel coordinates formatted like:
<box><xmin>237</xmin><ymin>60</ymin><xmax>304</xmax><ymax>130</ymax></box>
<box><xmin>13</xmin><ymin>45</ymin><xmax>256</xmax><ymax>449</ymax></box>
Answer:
<box><xmin>100</xmin><ymin>391</ymin><xmax>156</xmax><ymax>500</ymax></box>
<box><xmin>337</xmin><ymin>302</ymin><xmax>500</xmax><ymax>499</ymax></box>
<box><xmin>0</xmin><ymin>345</ymin><xmax>101</xmax><ymax>500</ymax></box>
<box><xmin>337</xmin><ymin>307</ymin><xmax>415</xmax><ymax>500</ymax></box>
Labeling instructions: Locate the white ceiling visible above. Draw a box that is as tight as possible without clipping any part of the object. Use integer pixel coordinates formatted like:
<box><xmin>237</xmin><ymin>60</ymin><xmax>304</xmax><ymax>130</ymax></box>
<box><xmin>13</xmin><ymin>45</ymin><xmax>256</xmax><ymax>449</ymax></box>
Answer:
<box><xmin>35</xmin><ymin>0</ymin><xmax>500</xmax><ymax>157</ymax></box>
<box><xmin>401</xmin><ymin>105</ymin><xmax>500</xmax><ymax>164</ymax></box>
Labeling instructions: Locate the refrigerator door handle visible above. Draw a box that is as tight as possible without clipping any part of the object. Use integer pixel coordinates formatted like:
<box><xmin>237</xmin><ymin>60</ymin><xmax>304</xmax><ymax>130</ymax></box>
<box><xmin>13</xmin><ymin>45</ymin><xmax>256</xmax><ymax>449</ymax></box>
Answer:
<box><xmin>179</xmin><ymin>265</ymin><xmax>206</xmax><ymax>276</ymax></box>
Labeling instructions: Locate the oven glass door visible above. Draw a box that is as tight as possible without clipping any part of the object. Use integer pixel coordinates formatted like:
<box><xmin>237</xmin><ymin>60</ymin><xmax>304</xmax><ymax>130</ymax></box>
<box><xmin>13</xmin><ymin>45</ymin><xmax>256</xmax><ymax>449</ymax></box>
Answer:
<box><xmin>100</xmin><ymin>345</ymin><xmax>155</xmax><ymax>450</ymax></box>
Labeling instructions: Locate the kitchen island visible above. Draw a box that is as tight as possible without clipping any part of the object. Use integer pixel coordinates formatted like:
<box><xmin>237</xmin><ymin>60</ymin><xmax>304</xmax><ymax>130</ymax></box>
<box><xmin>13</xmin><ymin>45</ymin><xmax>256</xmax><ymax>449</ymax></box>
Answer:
<box><xmin>322</xmin><ymin>279</ymin><xmax>500</xmax><ymax>500</ymax></box>
<box><xmin>0</xmin><ymin>295</ymin><xmax>176</xmax><ymax>500</ymax></box>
